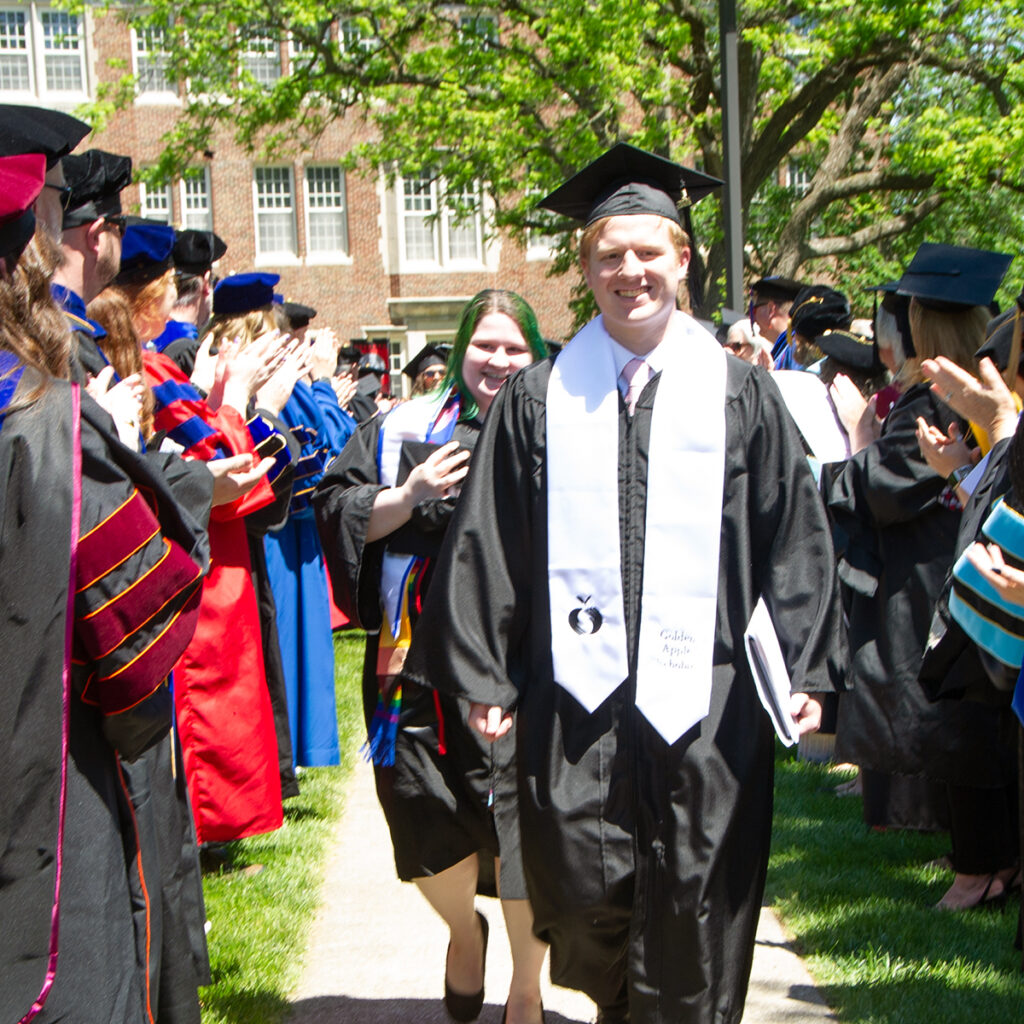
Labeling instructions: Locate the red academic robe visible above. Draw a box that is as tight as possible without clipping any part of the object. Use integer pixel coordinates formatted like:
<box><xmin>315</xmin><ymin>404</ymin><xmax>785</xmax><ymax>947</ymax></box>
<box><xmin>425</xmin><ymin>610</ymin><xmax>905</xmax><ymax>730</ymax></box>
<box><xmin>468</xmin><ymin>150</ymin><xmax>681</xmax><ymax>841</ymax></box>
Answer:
<box><xmin>144</xmin><ymin>351</ymin><xmax>284</xmax><ymax>843</ymax></box>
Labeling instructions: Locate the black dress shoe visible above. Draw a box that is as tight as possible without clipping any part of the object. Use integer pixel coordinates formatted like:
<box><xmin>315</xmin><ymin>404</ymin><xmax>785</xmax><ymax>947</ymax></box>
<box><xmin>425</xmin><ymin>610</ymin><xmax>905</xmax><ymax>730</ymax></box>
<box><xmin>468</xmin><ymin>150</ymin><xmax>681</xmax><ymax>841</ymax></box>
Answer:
<box><xmin>444</xmin><ymin>911</ymin><xmax>489</xmax><ymax>1022</ymax></box>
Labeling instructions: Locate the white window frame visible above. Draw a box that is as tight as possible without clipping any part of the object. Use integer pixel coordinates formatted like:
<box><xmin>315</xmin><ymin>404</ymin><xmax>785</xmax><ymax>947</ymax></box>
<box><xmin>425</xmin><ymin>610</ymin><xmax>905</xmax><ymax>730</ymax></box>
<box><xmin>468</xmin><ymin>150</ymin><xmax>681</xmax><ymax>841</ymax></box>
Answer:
<box><xmin>253</xmin><ymin>166</ymin><xmax>299</xmax><ymax>264</ymax></box>
<box><xmin>786</xmin><ymin>161</ymin><xmax>812</xmax><ymax>198</ymax></box>
<box><xmin>239</xmin><ymin>27</ymin><xmax>282</xmax><ymax>88</ymax></box>
<box><xmin>139</xmin><ymin>177</ymin><xmax>174</xmax><ymax>224</ymax></box>
<box><xmin>179</xmin><ymin>168</ymin><xmax>213</xmax><ymax>231</ymax></box>
<box><xmin>397</xmin><ymin>170</ymin><xmax>486</xmax><ymax>272</ymax></box>
<box><xmin>131</xmin><ymin>22</ymin><xmax>177</xmax><ymax>102</ymax></box>
<box><xmin>0</xmin><ymin>3</ymin><xmax>90</xmax><ymax>102</ymax></box>
<box><xmin>303</xmin><ymin>164</ymin><xmax>351</xmax><ymax>264</ymax></box>
<box><xmin>339</xmin><ymin>16</ymin><xmax>379</xmax><ymax>54</ymax></box>
<box><xmin>458</xmin><ymin>11</ymin><xmax>498</xmax><ymax>47</ymax></box>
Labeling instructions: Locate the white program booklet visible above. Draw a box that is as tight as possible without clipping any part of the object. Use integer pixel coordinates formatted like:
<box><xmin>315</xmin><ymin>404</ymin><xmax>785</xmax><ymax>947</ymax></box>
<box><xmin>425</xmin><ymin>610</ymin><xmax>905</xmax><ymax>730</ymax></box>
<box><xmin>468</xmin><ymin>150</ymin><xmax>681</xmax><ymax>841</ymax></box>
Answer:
<box><xmin>743</xmin><ymin>598</ymin><xmax>799</xmax><ymax>746</ymax></box>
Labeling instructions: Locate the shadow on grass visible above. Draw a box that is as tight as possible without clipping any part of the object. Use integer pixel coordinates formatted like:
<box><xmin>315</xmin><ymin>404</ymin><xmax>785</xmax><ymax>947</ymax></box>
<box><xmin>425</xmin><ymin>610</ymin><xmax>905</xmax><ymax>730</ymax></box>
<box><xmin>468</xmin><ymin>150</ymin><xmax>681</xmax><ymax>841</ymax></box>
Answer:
<box><xmin>201</xmin><ymin>985</ymin><xmax>291</xmax><ymax>1024</ymax></box>
<box><xmin>285</xmin><ymin>997</ymin><xmax>589</xmax><ymax>1024</ymax></box>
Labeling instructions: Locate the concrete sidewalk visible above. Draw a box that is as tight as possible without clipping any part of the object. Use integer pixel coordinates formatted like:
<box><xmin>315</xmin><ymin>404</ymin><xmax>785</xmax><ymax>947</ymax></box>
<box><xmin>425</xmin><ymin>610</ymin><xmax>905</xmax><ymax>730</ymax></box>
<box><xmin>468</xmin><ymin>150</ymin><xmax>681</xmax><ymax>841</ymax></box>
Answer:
<box><xmin>287</xmin><ymin>762</ymin><xmax>837</xmax><ymax>1024</ymax></box>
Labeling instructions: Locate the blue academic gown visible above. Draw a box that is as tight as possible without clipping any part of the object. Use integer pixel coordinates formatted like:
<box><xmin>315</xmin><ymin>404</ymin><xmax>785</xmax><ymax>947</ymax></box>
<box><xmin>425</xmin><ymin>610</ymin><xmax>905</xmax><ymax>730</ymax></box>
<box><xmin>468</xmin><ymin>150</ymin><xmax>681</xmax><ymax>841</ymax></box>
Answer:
<box><xmin>264</xmin><ymin>380</ymin><xmax>355</xmax><ymax>765</ymax></box>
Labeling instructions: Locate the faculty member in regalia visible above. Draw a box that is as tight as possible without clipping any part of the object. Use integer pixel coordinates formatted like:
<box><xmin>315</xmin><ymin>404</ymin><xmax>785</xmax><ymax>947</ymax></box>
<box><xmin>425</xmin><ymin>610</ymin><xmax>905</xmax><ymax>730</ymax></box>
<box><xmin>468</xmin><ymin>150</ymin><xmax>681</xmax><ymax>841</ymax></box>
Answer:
<box><xmin>402</xmin><ymin>144</ymin><xmax>847</xmax><ymax>1024</ymax></box>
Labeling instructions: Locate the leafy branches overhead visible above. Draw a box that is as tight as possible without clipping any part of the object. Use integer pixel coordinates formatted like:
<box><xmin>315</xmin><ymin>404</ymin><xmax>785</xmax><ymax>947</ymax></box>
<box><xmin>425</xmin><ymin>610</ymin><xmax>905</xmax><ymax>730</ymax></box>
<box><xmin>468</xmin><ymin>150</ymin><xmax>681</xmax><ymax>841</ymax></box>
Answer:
<box><xmin>82</xmin><ymin>0</ymin><xmax>1024</xmax><ymax>307</ymax></box>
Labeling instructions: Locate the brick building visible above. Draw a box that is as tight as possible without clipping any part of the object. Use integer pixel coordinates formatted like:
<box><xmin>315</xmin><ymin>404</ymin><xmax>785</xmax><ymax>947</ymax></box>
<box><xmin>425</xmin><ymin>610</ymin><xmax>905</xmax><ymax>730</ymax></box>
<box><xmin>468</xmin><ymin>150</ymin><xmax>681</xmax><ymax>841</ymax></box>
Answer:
<box><xmin>0</xmin><ymin>3</ymin><xmax>577</xmax><ymax>395</ymax></box>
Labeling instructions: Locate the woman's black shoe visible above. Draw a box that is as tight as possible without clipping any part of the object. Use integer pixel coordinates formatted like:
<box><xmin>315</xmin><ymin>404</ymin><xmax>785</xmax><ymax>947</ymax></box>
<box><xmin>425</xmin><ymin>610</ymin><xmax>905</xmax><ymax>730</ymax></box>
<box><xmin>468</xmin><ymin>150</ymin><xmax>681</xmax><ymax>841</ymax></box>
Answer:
<box><xmin>444</xmin><ymin>911</ymin><xmax>488</xmax><ymax>1022</ymax></box>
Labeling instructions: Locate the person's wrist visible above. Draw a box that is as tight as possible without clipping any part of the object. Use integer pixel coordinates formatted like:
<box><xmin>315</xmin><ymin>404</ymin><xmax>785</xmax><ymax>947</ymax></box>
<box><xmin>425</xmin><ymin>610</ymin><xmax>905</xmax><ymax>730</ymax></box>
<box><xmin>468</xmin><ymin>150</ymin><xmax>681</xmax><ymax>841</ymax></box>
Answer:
<box><xmin>947</xmin><ymin>463</ymin><xmax>974</xmax><ymax>489</ymax></box>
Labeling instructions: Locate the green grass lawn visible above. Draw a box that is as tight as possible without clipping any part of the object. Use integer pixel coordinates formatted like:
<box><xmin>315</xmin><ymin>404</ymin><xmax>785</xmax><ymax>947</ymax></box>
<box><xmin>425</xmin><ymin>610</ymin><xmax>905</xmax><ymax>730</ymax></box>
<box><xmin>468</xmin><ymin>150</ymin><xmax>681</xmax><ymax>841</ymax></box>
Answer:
<box><xmin>197</xmin><ymin>629</ymin><xmax>365</xmax><ymax>1024</ymax></box>
<box><xmin>196</xmin><ymin>650</ymin><xmax>1023</xmax><ymax>1024</ymax></box>
<box><xmin>768</xmin><ymin>752</ymin><xmax>1024</xmax><ymax>1024</ymax></box>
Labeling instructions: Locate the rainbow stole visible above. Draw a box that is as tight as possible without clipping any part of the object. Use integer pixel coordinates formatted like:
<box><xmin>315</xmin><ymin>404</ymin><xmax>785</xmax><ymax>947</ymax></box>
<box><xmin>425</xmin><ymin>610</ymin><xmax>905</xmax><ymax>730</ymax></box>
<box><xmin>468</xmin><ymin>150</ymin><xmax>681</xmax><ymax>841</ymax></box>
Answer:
<box><xmin>365</xmin><ymin>387</ymin><xmax>461</xmax><ymax>765</ymax></box>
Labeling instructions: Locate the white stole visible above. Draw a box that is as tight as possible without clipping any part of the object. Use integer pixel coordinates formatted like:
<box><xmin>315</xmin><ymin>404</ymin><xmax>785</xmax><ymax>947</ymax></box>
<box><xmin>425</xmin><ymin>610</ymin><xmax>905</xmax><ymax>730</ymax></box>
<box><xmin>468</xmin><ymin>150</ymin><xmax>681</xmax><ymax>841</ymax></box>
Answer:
<box><xmin>377</xmin><ymin>388</ymin><xmax>453</xmax><ymax>638</ymax></box>
<box><xmin>546</xmin><ymin>313</ymin><xmax>728</xmax><ymax>744</ymax></box>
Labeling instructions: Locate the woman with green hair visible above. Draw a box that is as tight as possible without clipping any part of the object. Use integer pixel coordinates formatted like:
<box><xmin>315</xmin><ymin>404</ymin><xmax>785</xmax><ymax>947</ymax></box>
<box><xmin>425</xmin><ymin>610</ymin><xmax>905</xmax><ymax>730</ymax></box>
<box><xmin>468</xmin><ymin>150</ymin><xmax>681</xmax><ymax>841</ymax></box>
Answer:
<box><xmin>315</xmin><ymin>289</ymin><xmax>549</xmax><ymax>1024</ymax></box>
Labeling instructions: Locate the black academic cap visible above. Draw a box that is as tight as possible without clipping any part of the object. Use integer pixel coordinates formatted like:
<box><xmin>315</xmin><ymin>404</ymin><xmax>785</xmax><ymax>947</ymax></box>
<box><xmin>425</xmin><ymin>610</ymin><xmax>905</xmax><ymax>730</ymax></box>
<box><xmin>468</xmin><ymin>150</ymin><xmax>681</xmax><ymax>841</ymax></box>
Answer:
<box><xmin>789</xmin><ymin>285</ymin><xmax>851</xmax><ymax>340</ymax></box>
<box><xmin>537</xmin><ymin>142</ymin><xmax>721</xmax><ymax>227</ymax></box>
<box><xmin>358</xmin><ymin>352</ymin><xmax>387</xmax><ymax>376</ymax></box>
<box><xmin>0</xmin><ymin>152</ymin><xmax>46</xmax><ymax>261</ymax></box>
<box><xmin>749</xmin><ymin>276</ymin><xmax>804</xmax><ymax>304</ymax></box>
<box><xmin>62</xmin><ymin>149</ymin><xmax>132</xmax><ymax>229</ymax></box>
<box><xmin>337</xmin><ymin>344</ymin><xmax>362</xmax><ymax>365</ymax></box>
<box><xmin>281</xmin><ymin>301</ymin><xmax>317</xmax><ymax>330</ymax></box>
<box><xmin>173</xmin><ymin>229</ymin><xmax>227</xmax><ymax>276</ymax></box>
<box><xmin>402</xmin><ymin>344</ymin><xmax>448</xmax><ymax>379</ymax></box>
<box><xmin>897</xmin><ymin>243</ymin><xmax>1013</xmax><ymax>312</ymax></box>
<box><xmin>212</xmin><ymin>271</ymin><xmax>280</xmax><ymax>315</ymax></box>
<box><xmin>816</xmin><ymin>327</ymin><xmax>884</xmax><ymax>375</ymax></box>
<box><xmin>0</xmin><ymin>104</ymin><xmax>91</xmax><ymax>168</ymax></box>
<box><xmin>975</xmin><ymin>308</ymin><xmax>1024</xmax><ymax>374</ymax></box>
<box><xmin>115</xmin><ymin>220</ymin><xmax>176</xmax><ymax>285</ymax></box>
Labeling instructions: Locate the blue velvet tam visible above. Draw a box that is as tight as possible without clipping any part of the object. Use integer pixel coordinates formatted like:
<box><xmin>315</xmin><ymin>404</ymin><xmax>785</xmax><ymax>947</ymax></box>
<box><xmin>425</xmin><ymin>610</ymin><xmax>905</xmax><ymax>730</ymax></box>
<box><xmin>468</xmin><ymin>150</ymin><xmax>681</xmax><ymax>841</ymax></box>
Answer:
<box><xmin>213</xmin><ymin>271</ymin><xmax>280</xmax><ymax>315</ymax></box>
<box><xmin>116</xmin><ymin>219</ymin><xmax>176</xmax><ymax>284</ymax></box>
<box><xmin>898</xmin><ymin>243</ymin><xmax>1013</xmax><ymax>313</ymax></box>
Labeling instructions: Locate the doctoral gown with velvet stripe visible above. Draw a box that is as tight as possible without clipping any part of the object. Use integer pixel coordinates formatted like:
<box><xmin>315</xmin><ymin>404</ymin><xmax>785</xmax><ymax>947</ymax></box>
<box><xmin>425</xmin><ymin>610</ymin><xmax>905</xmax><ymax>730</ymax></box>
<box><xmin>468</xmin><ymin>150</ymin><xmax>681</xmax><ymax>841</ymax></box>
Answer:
<box><xmin>265</xmin><ymin>379</ymin><xmax>355</xmax><ymax>766</ymax></box>
<box><xmin>400</xmin><ymin>354</ymin><xmax>847</xmax><ymax>1024</ymax></box>
<box><xmin>1</xmin><ymin>370</ymin><xmax>209</xmax><ymax>1023</ymax></box>
<box><xmin>143</xmin><ymin>350</ymin><xmax>284</xmax><ymax>843</ymax></box>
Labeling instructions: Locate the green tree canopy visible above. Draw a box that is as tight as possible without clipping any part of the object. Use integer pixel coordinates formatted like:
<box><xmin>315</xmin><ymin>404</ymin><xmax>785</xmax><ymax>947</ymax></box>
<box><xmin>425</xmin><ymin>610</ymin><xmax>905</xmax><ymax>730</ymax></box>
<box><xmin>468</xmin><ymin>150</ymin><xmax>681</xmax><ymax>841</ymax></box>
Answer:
<box><xmin>83</xmin><ymin>0</ymin><xmax>1024</xmax><ymax>313</ymax></box>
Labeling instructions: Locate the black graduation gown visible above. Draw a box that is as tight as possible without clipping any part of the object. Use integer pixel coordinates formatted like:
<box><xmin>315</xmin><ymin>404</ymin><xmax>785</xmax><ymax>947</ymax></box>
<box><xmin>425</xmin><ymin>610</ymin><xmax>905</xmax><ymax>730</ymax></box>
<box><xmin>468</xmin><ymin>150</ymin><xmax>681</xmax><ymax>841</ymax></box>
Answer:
<box><xmin>401</xmin><ymin>356</ymin><xmax>846</xmax><ymax>1024</ymax></box>
<box><xmin>823</xmin><ymin>384</ymin><xmax>1007</xmax><ymax>795</ymax></box>
<box><xmin>314</xmin><ymin>412</ymin><xmax>523</xmax><ymax>898</ymax></box>
<box><xmin>1</xmin><ymin>373</ymin><xmax>210</xmax><ymax>1023</ymax></box>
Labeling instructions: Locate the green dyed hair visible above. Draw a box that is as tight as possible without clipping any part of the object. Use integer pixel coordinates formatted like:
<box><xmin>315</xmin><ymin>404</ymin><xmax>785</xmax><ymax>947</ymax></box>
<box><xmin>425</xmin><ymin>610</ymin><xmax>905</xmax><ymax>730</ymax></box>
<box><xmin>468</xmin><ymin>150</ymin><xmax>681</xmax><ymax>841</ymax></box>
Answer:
<box><xmin>438</xmin><ymin>288</ymin><xmax>547</xmax><ymax>419</ymax></box>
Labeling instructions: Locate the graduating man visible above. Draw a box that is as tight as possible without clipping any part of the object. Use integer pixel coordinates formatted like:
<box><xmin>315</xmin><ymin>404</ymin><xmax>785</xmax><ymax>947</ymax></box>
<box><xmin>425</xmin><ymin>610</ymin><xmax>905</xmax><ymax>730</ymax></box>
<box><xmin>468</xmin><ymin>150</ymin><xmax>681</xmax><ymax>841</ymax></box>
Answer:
<box><xmin>401</xmin><ymin>144</ymin><xmax>846</xmax><ymax>1024</ymax></box>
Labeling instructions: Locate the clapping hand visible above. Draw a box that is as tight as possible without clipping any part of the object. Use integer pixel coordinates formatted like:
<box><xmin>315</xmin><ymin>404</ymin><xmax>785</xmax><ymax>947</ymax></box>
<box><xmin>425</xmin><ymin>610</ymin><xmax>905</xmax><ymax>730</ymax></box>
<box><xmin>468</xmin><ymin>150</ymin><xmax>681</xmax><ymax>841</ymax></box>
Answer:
<box><xmin>86</xmin><ymin>367</ymin><xmax>145</xmax><ymax>450</ymax></box>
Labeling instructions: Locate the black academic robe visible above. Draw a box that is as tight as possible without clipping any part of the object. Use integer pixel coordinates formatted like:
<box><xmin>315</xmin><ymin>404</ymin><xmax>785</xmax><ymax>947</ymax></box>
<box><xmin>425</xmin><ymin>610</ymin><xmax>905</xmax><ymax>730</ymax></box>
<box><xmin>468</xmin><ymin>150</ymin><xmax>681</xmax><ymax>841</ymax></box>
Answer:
<box><xmin>401</xmin><ymin>354</ymin><xmax>846</xmax><ymax>1024</ymax></box>
<box><xmin>314</xmin><ymin>412</ymin><xmax>522</xmax><ymax>898</ymax></box>
<box><xmin>1</xmin><ymin>372</ymin><xmax>209</xmax><ymax>1024</ymax></box>
<box><xmin>824</xmin><ymin>383</ymin><xmax>1007</xmax><ymax>793</ymax></box>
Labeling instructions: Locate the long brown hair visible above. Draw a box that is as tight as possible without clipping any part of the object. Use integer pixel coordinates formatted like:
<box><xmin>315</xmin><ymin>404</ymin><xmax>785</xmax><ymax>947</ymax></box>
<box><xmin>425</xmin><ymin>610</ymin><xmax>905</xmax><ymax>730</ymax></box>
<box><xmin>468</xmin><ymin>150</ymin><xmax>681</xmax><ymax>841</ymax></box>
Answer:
<box><xmin>0</xmin><ymin>230</ymin><xmax>70</xmax><ymax>407</ymax></box>
<box><xmin>87</xmin><ymin>287</ymin><xmax>155</xmax><ymax>439</ymax></box>
<box><xmin>901</xmin><ymin>300</ymin><xmax>991</xmax><ymax>386</ymax></box>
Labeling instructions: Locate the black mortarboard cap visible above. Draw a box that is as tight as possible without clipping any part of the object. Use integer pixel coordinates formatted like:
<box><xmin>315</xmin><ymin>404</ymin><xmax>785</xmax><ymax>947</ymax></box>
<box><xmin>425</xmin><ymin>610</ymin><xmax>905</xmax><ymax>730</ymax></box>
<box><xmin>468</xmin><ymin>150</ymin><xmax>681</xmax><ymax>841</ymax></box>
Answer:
<box><xmin>115</xmin><ymin>220</ymin><xmax>176</xmax><ymax>285</ymax></box>
<box><xmin>402</xmin><ymin>344</ymin><xmax>448</xmax><ymax>379</ymax></box>
<box><xmin>0</xmin><ymin>104</ymin><xmax>90</xmax><ymax>168</ymax></box>
<box><xmin>173</xmin><ymin>229</ymin><xmax>227</xmax><ymax>276</ymax></box>
<box><xmin>816</xmin><ymin>327</ymin><xmax>884</xmax><ymax>374</ymax></box>
<box><xmin>337</xmin><ymin>344</ymin><xmax>362</xmax><ymax>365</ymax></box>
<box><xmin>281</xmin><ymin>300</ymin><xmax>317</xmax><ymax>329</ymax></box>
<box><xmin>750</xmin><ymin>276</ymin><xmax>804</xmax><ymax>304</ymax></box>
<box><xmin>975</xmin><ymin>308</ymin><xmax>1024</xmax><ymax>374</ymax></box>
<box><xmin>62</xmin><ymin>149</ymin><xmax>132</xmax><ymax>229</ymax></box>
<box><xmin>789</xmin><ymin>285</ymin><xmax>851</xmax><ymax>340</ymax></box>
<box><xmin>897</xmin><ymin>243</ymin><xmax>1013</xmax><ymax>312</ymax></box>
<box><xmin>358</xmin><ymin>352</ymin><xmax>387</xmax><ymax>376</ymax></box>
<box><xmin>212</xmin><ymin>271</ymin><xmax>280</xmax><ymax>315</ymax></box>
<box><xmin>537</xmin><ymin>142</ymin><xmax>721</xmax><ymax>227</ymax></box>
<box><xmin>0</xmin><ymin>152</ymin><xmax>45</xmax><ymax>261</ymax></box>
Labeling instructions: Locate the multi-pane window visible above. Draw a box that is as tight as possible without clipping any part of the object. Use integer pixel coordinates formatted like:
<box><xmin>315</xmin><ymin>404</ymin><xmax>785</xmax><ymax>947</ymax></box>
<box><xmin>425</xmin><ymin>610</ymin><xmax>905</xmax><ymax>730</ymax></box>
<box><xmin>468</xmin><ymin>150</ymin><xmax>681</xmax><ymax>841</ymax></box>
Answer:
<box><xmin>133</xmin><ymin>24</ymin><xmax>171</xmax><ymax>94</ymax></box>
<box><xmin>181</xmin><ymin>169</ymin><xmax>212</xmax><ymax>231</ymax></box>
<box><xmin>254</xmin><ymin>167</ymin><xmax>297</xmax><ymax>256</ymax></box>
<box><xmin>0</xmin><ymin>4</ymin><xmax>89</xmax><ymax>97</ymax></box>
<box><xmin>400</xmin><ymin>171</ymin><xmax>484</xmax><ymax>268</ymax></box>
<box><xmin>339</xmin><ymin>16</ymin><xmax>378</xmax><ymax>53</ymax></box>
<box><xmin>458</xmin><ymin>13</ymin><xmax>498</xmax><ymax>46</ymax></box>
<box><xmin>305</xmin><ymin>166</ymin><xmax>348</xmax><ymax>255</ymax></box>
<box><xmin>140</xmin><ymin>179</ymin><xmax>173</xmax><ymax>224</ymax></box>
<box><xmin>240</xmin><ymin>29</ymin><xmax>281</xmax><ymax>86</ymax></box>
<box><xmin>0</xmin><ymin>9</ymin><xmax>30</xmax><ymax>90</ymax></box>
<box><xmin>786</xmin><ymin>161</ymin><xmax>812</xmax><ymax>198</ymax></box>
<box><xmin>40</xmin><ymin>9</ymin><xmax>83</xmax><ymax>91</ymax></box>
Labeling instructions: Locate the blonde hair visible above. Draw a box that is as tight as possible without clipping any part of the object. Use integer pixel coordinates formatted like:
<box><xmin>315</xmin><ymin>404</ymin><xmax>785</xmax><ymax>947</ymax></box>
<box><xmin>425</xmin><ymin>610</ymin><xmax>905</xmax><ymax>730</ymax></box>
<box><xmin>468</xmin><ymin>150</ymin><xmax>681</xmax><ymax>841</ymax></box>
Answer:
<box><xmin>900</xmin><ymin>300</ymin><xmax>991</xmax><ymax>386</ymax></box>
<box><xmin>203</xmin><ymin>308</ymin><xmax>277</xmax><ymax>352</ymax></box>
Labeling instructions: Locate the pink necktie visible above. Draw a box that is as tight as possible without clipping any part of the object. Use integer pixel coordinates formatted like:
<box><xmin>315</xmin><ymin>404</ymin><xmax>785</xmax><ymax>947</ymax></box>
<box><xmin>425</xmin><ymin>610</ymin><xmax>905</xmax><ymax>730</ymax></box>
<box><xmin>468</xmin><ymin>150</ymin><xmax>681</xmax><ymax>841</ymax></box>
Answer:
<box><xmin>621</xmin><ymin>356</ymin><xmax>651</xmax><ymax>416</ymax></box>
